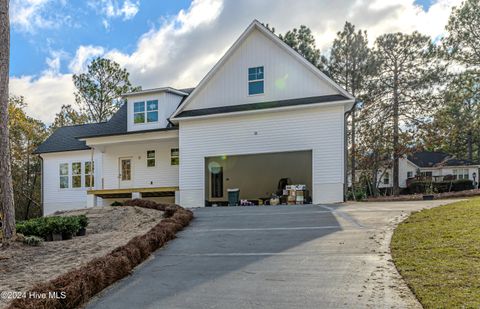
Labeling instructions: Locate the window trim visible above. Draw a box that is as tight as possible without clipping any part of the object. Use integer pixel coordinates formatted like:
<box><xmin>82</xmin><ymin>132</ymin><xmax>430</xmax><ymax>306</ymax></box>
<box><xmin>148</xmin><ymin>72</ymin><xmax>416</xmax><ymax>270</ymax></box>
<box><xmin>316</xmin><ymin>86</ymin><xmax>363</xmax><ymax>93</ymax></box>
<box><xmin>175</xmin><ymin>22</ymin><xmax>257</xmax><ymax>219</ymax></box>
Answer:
<box><xmin>147</xmin><ymin>150</ymin><xmax>156</xmax><ymax>167</ymax></box>
<box><xmin>248</xmin><ymin>66</ymin><xmax>265</xmax><ymax>96</ymax></box>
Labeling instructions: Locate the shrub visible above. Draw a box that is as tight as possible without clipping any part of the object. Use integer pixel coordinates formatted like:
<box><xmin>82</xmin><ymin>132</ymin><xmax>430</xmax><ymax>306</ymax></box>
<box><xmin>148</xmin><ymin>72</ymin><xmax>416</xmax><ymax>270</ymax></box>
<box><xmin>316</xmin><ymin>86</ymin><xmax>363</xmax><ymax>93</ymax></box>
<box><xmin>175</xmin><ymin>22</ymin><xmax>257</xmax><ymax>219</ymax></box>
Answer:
<box><xmin>76</xmin><ymin>215</ymin><xmax>89</xmax><ymax>229</ymax></box>
<box><xmin>16</xmin><ymin>215</ymin><xmax>86</xmax><ymax>240</ymax></box>
<box><xmin>110</xmin><ymin>201</ymin><xmax>123</xmax><ymax>206</ymax></box>
<box><xmin>408</xmin><ymin>179</ymin><xmax>474</xmax><ymax>194</ymax></box>
<box><xmin>23</xmin><ymin>236</ymin><xmax>43</xmax><ymax>246</ymax></box>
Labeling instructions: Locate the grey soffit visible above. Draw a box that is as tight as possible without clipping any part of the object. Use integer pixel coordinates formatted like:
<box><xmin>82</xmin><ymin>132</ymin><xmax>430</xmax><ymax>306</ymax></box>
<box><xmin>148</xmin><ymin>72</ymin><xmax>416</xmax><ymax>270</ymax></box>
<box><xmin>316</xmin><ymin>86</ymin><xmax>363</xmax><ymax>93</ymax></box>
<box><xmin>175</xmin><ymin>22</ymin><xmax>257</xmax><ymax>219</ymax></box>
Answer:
<box><xmin>175</xmin><ymin>94</ymin><xmax>350</xmax><ymax>118</ymax></box>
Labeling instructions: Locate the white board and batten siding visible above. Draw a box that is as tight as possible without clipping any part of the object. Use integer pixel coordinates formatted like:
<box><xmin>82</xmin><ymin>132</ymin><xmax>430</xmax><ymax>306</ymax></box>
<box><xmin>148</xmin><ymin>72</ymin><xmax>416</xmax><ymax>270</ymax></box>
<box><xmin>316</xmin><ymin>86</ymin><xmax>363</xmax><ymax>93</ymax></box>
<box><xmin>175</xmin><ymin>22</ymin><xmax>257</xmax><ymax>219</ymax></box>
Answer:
<box><xmin>179</xmin><ymin>104</ymin><xmax>346</xmax><ymax>207</ymax></box>
<box><xmin>183</xmin><ymin>28</ymin><xmax>339</xmax><ymax>111</ymax></box>
<box><xmin>41</xmin><ymin>150</ymin><xmax>101</xmax><ymax>215</ymax></box>
<box><xmin>127</xmin><ymin>92</ymin><xmax>183</xmax><ymax>132</ymax></box>
<box><xmin>101</xmin><ymin>140</ymin><xmax>179</xmax><ymax>190</ymax></box>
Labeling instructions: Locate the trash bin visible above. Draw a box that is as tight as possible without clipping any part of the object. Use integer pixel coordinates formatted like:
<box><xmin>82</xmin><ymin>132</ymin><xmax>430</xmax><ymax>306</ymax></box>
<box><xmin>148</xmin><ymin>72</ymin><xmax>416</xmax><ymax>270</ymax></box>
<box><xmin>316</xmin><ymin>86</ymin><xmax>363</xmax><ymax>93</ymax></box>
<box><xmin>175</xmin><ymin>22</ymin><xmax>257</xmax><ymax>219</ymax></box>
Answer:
<box><xmin>227</xmin><ymin>188</ymin><xmax>240</xmax><ymax>206</ymax></box>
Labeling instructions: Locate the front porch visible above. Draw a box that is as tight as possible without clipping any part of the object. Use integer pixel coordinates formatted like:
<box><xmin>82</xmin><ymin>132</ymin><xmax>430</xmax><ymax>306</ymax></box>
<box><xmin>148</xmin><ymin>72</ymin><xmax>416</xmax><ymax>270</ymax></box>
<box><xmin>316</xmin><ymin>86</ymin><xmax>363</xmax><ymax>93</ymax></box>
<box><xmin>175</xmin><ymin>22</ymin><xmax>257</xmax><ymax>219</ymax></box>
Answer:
<box><xmin>86</xmin><ymin>186</ymin><xmax>179</xmax><ymax>207</ymax></box>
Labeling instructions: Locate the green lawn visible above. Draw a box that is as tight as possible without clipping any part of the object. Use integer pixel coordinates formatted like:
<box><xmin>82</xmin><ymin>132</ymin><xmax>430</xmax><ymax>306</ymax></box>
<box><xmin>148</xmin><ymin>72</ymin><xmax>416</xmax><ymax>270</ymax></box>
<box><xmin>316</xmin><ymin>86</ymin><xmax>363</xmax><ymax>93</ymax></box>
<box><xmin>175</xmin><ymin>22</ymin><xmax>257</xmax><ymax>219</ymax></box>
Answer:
<box><xmin>391</xmin><ymin>198</ymin><xmax>480</xmax><ymax>308</ymax></box>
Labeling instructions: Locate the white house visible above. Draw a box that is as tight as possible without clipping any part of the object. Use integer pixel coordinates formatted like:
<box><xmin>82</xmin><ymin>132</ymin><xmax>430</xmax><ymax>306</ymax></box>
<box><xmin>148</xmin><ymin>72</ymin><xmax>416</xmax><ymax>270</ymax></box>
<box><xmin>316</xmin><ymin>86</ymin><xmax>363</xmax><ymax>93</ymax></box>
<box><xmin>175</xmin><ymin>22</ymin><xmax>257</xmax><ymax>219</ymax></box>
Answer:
<box><xmin>353</xmin><ymin>151</ymin><xmax>480</xmax><ymax>190</ymax></box>
<box><xmin>35</xmin><ymin>20</ymin><xmax>355</xmax><ymax>215</ymax></box>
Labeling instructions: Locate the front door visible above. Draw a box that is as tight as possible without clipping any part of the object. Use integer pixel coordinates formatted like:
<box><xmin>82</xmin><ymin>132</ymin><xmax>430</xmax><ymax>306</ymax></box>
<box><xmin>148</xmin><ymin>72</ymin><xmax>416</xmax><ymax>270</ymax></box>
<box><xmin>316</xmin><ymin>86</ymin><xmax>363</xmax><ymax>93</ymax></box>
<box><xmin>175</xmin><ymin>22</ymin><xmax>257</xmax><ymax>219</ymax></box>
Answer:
<box><xmin>119</xmin><ymin>157</ymin><xmax>133</xmax><ymax>188</ymax></box>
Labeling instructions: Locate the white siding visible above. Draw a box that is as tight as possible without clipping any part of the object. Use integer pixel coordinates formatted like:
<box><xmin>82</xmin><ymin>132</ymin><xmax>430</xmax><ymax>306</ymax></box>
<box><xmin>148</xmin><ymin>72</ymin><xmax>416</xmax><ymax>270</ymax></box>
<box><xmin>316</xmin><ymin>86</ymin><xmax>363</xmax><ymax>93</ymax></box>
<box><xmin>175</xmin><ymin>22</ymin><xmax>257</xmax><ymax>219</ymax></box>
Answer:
<box><xmin>127</xmin><ymin>92</ymin><xmax>183</xmax><ymax>132</ymax></box>
<box><xmin>179</xmin><ymin>104</ymin><xmax>345</xmax><ymax>207</ymax></box>
<box><xmin>182</xmin><ymin>28</ymin><xmax>338</xmax><ymax>112</ymax></box>
<box><xmin>101</xmin><ymin>139</ymin><xmax>179</xmax><ymax>189</ymax></box>
<box><xmin>41</xmin><ymin>150</ymin><xmax>101</xmax><ymax>215</ymax></box>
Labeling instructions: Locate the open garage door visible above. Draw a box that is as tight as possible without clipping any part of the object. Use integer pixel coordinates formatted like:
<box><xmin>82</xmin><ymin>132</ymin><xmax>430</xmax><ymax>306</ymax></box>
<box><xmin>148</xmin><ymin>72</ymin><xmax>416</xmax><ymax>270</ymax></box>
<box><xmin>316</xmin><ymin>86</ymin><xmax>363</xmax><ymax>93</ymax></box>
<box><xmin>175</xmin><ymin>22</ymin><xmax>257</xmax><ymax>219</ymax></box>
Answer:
<box><xmin>205</xmin><ymin>150</ymin><xmax>312</xmax><ymax>206</ymax></box>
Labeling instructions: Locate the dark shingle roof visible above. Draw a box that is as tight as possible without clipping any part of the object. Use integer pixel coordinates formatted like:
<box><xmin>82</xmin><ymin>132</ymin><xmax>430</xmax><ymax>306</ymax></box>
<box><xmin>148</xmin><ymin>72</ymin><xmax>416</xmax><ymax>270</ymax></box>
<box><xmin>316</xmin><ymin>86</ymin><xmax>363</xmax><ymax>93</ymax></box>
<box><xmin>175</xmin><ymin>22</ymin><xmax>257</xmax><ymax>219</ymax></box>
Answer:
<box><xmin>407</xmin><ymin>151</ymin><xmax>479</xmax><ymax>167</ymax></box>
<box><xmin>35</xmin><ymin>104</ymin><xmax>128</xmax><ymax>154</ymax></box>
<box><xmin>175</xmin><ymin>94</ymin><xmax>349</xmax><ymax>118</ymax></box>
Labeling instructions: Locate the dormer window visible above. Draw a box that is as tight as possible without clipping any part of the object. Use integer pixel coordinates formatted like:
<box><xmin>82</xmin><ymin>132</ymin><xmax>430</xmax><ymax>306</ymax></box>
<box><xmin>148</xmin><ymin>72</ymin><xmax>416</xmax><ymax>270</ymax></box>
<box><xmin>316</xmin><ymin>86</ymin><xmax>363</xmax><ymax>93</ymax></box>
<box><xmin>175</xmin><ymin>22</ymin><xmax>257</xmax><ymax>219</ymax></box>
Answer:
<box><xmin>134</xmin><ymin>100</ymin><xmax>159</xmax><ymax>124</ymax></box>
<box><xmin>248</xmin><ymin>66</ymin><xmax>264</xmax><ymax>95</ymax></box>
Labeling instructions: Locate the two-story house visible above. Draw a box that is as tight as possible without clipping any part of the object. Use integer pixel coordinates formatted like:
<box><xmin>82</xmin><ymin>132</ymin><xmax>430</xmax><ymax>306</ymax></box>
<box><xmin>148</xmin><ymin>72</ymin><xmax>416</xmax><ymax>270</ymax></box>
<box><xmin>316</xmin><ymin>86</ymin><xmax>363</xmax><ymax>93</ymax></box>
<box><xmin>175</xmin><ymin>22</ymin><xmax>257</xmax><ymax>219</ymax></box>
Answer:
<box><xmin>35</xmin><ymin>20</ymin><xmax>355</xmax><ymax>214</ymax></box>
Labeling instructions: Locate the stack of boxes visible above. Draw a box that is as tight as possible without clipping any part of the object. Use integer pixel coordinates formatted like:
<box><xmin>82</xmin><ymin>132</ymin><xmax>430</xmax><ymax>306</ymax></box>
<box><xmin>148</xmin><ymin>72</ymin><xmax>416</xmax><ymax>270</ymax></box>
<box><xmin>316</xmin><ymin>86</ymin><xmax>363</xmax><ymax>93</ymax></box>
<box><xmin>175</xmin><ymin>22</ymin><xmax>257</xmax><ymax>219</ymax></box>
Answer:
<box><xmin>284</xmin><ymin>184</ymin><xmax>307</xmax><ymax>205</ymax></box>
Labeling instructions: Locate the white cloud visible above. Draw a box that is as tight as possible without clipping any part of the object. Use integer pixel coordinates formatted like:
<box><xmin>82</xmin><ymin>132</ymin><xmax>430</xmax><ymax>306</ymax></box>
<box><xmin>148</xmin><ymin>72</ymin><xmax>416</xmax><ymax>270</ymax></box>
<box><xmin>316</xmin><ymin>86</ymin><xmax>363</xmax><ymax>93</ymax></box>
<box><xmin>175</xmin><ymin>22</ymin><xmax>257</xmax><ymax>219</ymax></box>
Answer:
<box><xmin>89</xmin><ymin>0</ymin><xmax>140</xmax><ymax>29</ymax></box>
<box><xmin>10</xmin><ymin>0</ymin><xmax>68</xmax><ymax>33</ymax></box>
<box><xmin>11</xmin><ymin>0</ymin><xmax>463</xmax><ymax>123</ymax></box>
<box><xmin>10</xmin><ymin>74</ymin><xmax>76</xmax><ymax>124</ymax></box>
<box><xmin>68</xmin><ymin>45</ymin><xmax>105</xmax><ymax>74</ymax></box>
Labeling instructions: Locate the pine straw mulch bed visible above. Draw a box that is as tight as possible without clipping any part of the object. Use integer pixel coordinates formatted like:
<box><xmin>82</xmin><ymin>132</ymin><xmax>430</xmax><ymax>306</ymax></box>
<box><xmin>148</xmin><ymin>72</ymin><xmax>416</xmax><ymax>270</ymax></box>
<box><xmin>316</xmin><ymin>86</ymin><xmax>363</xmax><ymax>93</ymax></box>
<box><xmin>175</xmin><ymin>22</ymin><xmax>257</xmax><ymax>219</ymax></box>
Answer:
<box><xmin>4</xmin><ymin>200</ymin><xmax>193</xmax><ymax>309</ymax></box>
<box><xmin>364</xmin><ymin>188</ymin><xmax>480</xmax><ymax>202</ymax></box>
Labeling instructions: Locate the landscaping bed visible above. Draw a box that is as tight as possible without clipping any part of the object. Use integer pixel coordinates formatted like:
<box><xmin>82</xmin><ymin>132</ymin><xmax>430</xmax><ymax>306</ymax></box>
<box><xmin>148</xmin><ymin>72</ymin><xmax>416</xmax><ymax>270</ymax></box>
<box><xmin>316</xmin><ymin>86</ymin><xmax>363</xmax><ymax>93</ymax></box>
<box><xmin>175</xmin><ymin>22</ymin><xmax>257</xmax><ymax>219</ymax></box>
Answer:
<box><xmin>0</xmin><ymin>202</ymin><xmax>192</xmax><ymax>309</ymax></box>
<box><xmin>391</xmin><ymin>197</ymin><xmax>480</xmax><ymax>308</ymax></box>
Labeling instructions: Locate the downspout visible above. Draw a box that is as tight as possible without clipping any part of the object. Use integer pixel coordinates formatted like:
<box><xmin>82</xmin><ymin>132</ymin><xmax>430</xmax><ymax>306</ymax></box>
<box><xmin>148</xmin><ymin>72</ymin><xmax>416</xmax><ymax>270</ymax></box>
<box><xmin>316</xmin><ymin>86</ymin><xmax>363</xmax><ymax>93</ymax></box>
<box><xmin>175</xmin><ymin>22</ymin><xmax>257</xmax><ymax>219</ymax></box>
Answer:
<box><xmin>40</xmin><ymin>155</ymin><xmax>44</xmax><ymax>216</ymax></box>
<box><xmin>343</xmin><ymin>100</ymin><xmax>358</xmax><ymax>202</ymax></box>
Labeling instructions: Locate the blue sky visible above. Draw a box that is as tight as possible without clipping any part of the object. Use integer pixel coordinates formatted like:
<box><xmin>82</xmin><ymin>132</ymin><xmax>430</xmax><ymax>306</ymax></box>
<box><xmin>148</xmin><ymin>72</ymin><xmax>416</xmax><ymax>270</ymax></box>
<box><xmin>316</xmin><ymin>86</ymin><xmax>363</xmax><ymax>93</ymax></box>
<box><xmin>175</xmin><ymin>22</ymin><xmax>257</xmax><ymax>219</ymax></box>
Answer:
<box><xmin>9</xmin><ymin>0</ymin><xmax>458</xmax><ymax>123</ymax></box>
<box><xmin>11</xmin><ymin>0</ymin><xmax>192</xmax><ymax>77</ymax></box>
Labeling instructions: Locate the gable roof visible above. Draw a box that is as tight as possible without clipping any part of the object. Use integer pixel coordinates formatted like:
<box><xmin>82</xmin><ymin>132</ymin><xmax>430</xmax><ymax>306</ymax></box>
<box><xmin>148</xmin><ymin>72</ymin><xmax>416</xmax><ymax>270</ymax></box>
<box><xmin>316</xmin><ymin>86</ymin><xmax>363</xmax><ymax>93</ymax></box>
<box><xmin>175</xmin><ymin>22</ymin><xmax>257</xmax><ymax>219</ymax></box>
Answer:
<box><xmin>170</xmin><ymin>20</ymin><xmax>354</xmax><ymax>120</ymax></box>
<box><xmin>407</xmin><ymin>151</ymin><xmax>479</xmax><ymax>168</ymax></box>
<box><xmin>175</xmin><ymin>94</ymin><xmax>349</xmax><ymax>118</ymax></box>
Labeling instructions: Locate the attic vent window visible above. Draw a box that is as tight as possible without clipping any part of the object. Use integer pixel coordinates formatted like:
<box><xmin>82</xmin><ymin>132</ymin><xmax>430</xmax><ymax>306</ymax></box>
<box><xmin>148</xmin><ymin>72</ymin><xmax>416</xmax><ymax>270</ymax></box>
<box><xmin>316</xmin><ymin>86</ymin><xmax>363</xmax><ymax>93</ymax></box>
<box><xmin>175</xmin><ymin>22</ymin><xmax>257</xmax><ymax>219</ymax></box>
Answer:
<box><xmin>248</xmin><ymin>66</ymin><xmax>264</xmax><ymax>95</ymax></box>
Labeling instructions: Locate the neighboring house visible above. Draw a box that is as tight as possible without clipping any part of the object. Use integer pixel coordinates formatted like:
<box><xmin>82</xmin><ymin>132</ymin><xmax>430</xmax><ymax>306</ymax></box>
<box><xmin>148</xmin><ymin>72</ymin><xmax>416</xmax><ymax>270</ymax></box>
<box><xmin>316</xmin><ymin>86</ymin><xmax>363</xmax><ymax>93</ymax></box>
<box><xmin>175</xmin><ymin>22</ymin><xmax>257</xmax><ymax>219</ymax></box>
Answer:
<box><xmin>35</xmin><ymin>20</ymin><xmax>355</xmax><ymax>214</ymax></box>
<box><xmin>352</xmin><ymin>151</ymin><xmax>480</xmax><ymax>190</ymax></box>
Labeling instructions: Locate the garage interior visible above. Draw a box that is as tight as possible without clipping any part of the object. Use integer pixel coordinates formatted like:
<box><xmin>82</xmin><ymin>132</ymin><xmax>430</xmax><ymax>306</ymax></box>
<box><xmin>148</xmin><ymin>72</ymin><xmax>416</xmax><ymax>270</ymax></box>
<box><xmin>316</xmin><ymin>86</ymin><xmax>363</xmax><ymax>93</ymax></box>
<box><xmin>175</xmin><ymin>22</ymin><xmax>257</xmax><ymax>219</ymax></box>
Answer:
<box><xmin>205</xmin><ymin>150</ymin><xmax>312</xmax><ymax>206</ymax></box>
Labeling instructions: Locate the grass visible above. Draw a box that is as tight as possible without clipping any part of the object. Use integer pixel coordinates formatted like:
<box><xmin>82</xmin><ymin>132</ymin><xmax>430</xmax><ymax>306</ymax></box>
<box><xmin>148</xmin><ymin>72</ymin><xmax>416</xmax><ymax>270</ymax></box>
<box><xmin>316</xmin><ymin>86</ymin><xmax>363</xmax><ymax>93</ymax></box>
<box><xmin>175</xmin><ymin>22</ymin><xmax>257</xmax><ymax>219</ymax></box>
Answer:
<box><xmin>391</xmin><ymin>198</ymin><xmax>480</xmax><ymax>308</ymax></box>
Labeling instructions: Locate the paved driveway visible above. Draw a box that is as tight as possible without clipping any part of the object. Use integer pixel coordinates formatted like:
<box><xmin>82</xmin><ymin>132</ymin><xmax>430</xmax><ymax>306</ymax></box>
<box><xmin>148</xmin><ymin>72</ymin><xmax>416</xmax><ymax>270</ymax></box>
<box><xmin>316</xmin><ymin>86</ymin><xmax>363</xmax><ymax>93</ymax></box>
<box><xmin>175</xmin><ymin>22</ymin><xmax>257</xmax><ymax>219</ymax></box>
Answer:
<box><xmin>87</xmin><ymin>200</ymin><xmax>455</xmax><ymax>309</ymax></box>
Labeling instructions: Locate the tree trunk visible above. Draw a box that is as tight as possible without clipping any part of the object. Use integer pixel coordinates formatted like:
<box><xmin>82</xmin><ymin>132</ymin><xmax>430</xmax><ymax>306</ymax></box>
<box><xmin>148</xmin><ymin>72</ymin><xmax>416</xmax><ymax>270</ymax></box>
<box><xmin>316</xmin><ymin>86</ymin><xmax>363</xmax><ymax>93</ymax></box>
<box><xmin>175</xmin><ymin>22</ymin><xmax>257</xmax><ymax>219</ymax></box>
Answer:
<box><xmin>0</xmin><ymin>0</ymin><xmax>15</xmax><ymax>240</ymax></box>
<box><xmin>392</xmin><ymin>65</ymin><xmax>400</xmax><ymax>196</ymax></box>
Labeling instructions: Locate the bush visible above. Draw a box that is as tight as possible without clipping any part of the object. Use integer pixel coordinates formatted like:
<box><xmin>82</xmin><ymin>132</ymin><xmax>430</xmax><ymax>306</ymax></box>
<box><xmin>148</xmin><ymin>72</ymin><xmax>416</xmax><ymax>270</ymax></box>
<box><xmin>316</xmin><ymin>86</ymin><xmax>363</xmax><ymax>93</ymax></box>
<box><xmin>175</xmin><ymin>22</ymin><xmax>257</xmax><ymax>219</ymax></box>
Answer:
<box><xmin>408</xmin><ymin>179</ymin><xmax>474</xmax><ymax>194</ymax></box>
<box><xmin>347</xmin><ymin>188</ymin><xmax>367</xmax><ymax>201</ymax></box>
<box><xmin>110</xmin><ymin>201</ymin><xmax>123</xmax><ymax>206</ymax></box>
<box><xmin>23</xmin><ymin>236</ymin><xmax>43</xmax><ymax>246</ymax></box>
<box><xmin>16</xmin><ymin>215</ymin><xmax>87</xmax><ymax>240</ymax></box>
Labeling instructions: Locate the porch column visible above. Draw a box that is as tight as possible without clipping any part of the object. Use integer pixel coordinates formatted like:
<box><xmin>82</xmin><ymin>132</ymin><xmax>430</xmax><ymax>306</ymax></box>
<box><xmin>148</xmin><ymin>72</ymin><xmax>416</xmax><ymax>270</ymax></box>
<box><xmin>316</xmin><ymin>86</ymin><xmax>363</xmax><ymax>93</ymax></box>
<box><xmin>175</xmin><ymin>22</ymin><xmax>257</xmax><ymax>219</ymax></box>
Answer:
<box><xmin>87</xmin><ymin>194</ymin><xmax>97</xmax><ymax>208</ymax></box>
<box><xmin>132</xmin><ymin>192</ymin><xmax>142</xmax><ymax>199</ymax></box>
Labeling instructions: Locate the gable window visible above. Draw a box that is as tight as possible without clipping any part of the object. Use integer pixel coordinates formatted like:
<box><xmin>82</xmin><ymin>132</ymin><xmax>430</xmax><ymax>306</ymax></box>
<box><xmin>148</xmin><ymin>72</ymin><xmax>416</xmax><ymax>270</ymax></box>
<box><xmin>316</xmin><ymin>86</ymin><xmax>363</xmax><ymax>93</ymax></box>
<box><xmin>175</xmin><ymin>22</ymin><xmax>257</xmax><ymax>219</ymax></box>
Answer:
<box><xmin>59</xmin><ymin>163</ymin><xmax>69</xmax><ymax>189</ymax></box>
<box><xmin>146</xmin><ymin>100</ymin><xmax>158</xmax><ymax>123</ymax></box>
<box><xmin>383</xmin><ymin>172</ymin><xmax>390</xmax><ymax>185</ymax></box>
<box><xmin>171</xmin><ymin>148</ymin><xmax>179</xmax><ymax>165</ymax></box>
<box><xmin>72</xmin><ymin>162</ymin><xmax>82</xmax><ymax>188</ymax></box>
<box><xmin>248</xmin><ymin>66</ymin><xmax>264</xmax><ymax>95</ymax></box>
<box><xmin>134</xmin><ymin>102</ymin><xmax>145</xmax><ymax>124</ymax></box>
<box><xmin>85</xmin><ymin>161</ymin><xmax>94</xmax><ymax>187</ymax></box>
<box><xmin>147</xmin><ymin>150</ymin><xmax>156</xmax><ymax>167</ymax></box>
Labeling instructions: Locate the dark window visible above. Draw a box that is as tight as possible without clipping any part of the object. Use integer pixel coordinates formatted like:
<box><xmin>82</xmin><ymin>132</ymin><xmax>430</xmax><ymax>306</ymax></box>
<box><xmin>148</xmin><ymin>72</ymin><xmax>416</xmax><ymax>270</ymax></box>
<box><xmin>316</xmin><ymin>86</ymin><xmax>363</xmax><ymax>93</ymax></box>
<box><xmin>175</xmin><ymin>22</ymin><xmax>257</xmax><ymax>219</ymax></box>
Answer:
<box><xmin>211</xmin><ymin>167</ymin><xmax>223</xmax><ymax>198</ymax></box>
<box><xmin>248</xmin><ymin>66</ymin><xmax>264</xmax><ymax>95</ymax></box>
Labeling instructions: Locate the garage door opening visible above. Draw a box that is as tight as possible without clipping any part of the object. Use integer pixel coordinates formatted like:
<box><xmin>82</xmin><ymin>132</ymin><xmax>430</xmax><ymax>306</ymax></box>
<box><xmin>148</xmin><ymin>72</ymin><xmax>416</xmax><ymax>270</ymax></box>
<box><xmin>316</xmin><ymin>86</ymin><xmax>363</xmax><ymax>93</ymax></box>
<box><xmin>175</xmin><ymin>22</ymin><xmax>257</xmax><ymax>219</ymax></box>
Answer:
<box><xmin>205</xmin><ymin>150</ymin><xmax>312</xmax><ymax>206</ymax></box>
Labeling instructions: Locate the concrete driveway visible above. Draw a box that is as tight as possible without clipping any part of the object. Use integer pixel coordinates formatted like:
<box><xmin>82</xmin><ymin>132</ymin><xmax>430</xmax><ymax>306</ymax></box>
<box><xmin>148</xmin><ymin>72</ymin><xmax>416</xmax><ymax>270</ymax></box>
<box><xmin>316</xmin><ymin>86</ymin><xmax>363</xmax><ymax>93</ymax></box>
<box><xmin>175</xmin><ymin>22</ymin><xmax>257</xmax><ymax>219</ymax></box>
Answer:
<box><xmin>86</xmin><ymin>200</ymin><xmax>455</xmax><ymax>309</ymax></box>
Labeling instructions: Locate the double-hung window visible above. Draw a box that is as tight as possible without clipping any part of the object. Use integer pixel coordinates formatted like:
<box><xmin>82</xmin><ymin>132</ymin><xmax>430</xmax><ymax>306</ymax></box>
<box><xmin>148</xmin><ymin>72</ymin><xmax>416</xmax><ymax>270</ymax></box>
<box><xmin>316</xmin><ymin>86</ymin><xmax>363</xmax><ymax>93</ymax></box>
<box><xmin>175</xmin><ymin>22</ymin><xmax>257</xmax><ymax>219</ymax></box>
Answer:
<box><xmin>248</xmin><ymin>66</ymin><xmax>264</xmax><ymax>95</ymax></box>
<box><xmin>59</xmin><ymin>163</ymin><xmax>69</xmax><ymax>189</ymax></box>
<box><xmin>383</xmin><ymin>172</ymin><xmax>390</xmax><ymax>185</ymax></box>
<box><xmin>171</xmin><ymin>148</ymin><xmax>179</xmax><ymax>165</ymax></box>
<box><xmin>134</xmin><ymin>100</ymin><xmax>159</xmax><ymax>124</ymax></box>
<box><xmin>147</xmin><ymin>150</ymin><xmax>156</xmax><ymax>167</ymax></box>
<box><xmin>146</xmin><ymin>100</ymin><xmax>158</xmax><ymax>122</ymax></box>
<box><xmin>134</xmin><ymin>102</ymin><xmax>145</xmax><ymax>124</ymax></box>
<box><xmin>85</xmin><ymin>161</ymin><xmax>94</xmax><ymax>187</ymax></box>
<box><xmin>72</xmin><ymin>162</ymin><xmax>82</xmax><ymax>188</ymax></box>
